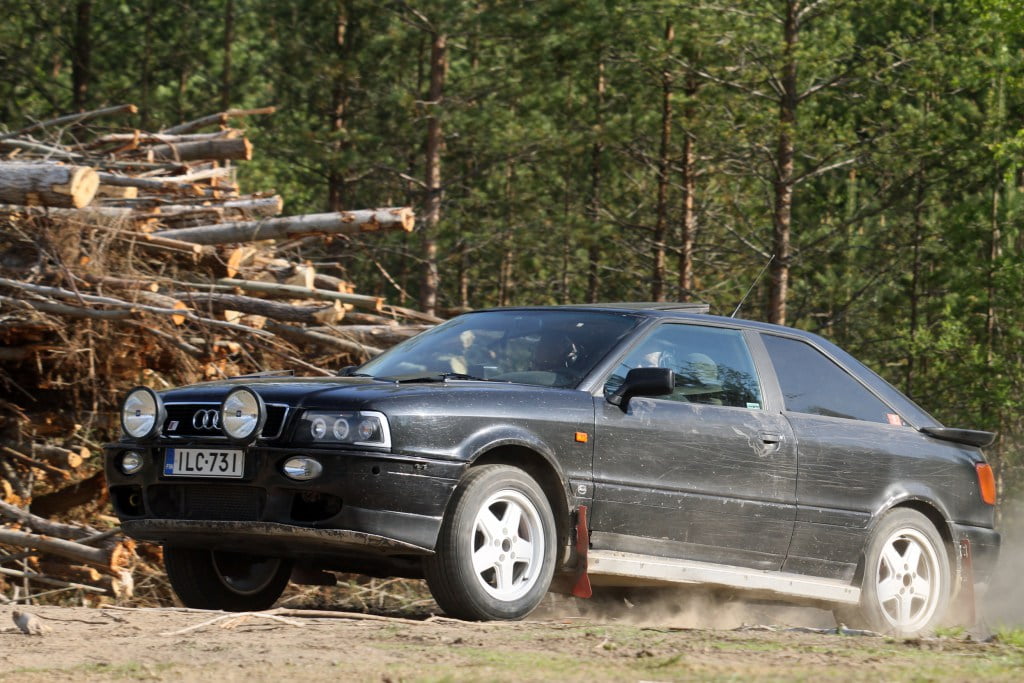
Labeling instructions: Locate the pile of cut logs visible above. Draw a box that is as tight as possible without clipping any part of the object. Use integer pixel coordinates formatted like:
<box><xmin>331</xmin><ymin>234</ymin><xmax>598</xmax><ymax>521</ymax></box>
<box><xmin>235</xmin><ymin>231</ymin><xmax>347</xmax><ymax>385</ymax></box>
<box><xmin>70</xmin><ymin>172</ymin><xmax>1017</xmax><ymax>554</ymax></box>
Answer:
<box><xmin>0</xmin><ymin>104</ymin><xmax>438</xmax><ymax>605</ymax></box>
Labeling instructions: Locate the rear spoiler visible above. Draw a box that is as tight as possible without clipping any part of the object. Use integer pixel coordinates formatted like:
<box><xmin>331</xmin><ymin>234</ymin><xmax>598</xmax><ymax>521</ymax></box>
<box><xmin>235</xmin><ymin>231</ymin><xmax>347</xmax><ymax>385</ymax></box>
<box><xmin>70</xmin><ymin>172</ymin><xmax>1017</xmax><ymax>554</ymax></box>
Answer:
<box><xmin>919</xmin><ymin>427</ymin><xmax>996</xmax><ymax>449</ymax></box>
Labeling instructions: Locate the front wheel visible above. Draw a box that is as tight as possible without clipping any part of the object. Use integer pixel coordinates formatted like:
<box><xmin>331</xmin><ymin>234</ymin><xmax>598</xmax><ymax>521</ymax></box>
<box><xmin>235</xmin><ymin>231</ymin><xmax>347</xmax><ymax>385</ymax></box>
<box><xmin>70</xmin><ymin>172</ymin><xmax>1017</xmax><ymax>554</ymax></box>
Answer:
<box><xmin>164</xmin><ymin>547</ymin><xmax>292</xmax><ymax>611</ymax></box>
<box><xmin>838</xmin><ymin>509</ymin><xmax>950</xmax><ymax>636</ymax></box>
<box><xmin>424</xmin><ymin>465</ymin><xmax>557</xmax><ymax>620</ymax></box>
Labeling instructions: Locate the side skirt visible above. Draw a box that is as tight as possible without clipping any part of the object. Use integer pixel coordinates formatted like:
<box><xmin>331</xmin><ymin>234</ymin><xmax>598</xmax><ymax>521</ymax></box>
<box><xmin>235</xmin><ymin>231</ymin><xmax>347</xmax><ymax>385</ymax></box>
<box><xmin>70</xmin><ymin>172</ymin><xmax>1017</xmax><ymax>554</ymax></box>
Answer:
<box><xmin>586</xmin><ymin>549</ymin><xmax>861</xmax><ymax>606</ymax></box>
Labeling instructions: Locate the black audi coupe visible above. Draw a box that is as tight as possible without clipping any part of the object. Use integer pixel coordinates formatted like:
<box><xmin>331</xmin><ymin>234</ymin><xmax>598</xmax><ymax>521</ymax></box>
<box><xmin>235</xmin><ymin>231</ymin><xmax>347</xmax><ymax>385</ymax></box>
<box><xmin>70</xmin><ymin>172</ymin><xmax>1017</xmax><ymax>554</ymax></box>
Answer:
<box><xmin>105</xmin><ymin>304</ymin><xmax>999</xmax><ymax>635</ymax></box>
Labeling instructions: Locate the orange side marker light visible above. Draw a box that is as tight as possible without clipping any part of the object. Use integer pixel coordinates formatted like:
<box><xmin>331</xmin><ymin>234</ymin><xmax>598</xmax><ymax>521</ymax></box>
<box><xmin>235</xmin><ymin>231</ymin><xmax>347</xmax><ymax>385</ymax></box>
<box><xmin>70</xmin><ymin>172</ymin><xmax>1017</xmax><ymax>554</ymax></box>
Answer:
<box><xmin>574</xmin><ymin>432</ymin><xmax>589</xmax><ymax>444</ymax></box>
<box><xmin>976</xmin><ymin>463</ymin><xmax>997</xmax><ymax>505</ymax></box>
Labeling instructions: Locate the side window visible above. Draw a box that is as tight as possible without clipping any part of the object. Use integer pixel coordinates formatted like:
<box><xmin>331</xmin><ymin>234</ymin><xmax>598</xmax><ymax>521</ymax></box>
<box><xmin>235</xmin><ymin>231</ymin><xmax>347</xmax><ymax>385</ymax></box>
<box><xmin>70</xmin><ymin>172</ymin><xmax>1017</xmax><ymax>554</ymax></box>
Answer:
<box><xmin>761</xmin><ymin>334</ymin><xmax>894</xmax><ymax>424</ymax></box>
<box><xmin>605</xmin><ymin>324</ymin><xmax>763</xmax><ymax>409</ymax></box>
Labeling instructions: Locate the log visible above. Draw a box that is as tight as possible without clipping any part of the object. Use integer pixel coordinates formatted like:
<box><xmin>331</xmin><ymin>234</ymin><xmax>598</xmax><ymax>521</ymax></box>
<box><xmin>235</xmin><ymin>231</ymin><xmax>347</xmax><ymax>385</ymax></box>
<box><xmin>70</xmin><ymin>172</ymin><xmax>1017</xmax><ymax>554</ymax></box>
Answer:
<box><xmin>0</xmin><ymin>203</ymin><xmax>135</xmax><ymax>220</ymax></box>
<box><xmin>96</xmin><ymin>171</ymin><xmax>208</xmax><ymax>197</ymax></box>
<box><xmin>154</xmin><ymin>207</ymin><xmax>415</xmax><ymax>244</ymax></box>
<box><xmin>264</xmin><ymin>320</ymin><xmax>383</xmax><ymax>357</ymax></box>
<box><xmin>29</xmin><ymin>470</ymin><xmax>107</xmax><ymax>518</ymax></box>
<box><xmin>0</xmin><ymin>566</ymin><xmax>107</xmax><ymax>594</ymax></box>
<box><xmin>161</xmin><ymin>106</ymin><xmax>277</xmax><ymax>135</ymax></box>
<box><xmin>176</xmin><ymin>291</ymin><xmax>343</xmax><ymax>325</ymax></box>
<box><xmin>32</xmin><ymin>445</ymin><xmax>83</xmax><ymax>470</ymax></box>
<box><xmin>95</xmin><ymin>184</ymin><xmax>138</xmax><ymax>199</ymax></box>
<box><xmin>320</xmin><ymin>324</ymin><xmax>432</xmax><ymax>347</ymax></box>
<box><xmin>0</xmin><ymin>528</ymin><xmax>111</xmax><ymax>567</ymax></box>
<box><xmin>0</xmin><ymin>103</ymin><xmax>137</xmax><ymax>141</ymax></box>
<box><xmin>0</xmin><ymin>499</ymin><xmax>98</xmax><ymax>538</ymax></box>
<box><xmin>0</xmin><ymin>162</ymin><xmax>99</xmax><ymax>208</ymax></box>
<box><xmin>217</xmin><ymin>277</ymin><xmax>384</xmax><ymax>311</ymax></box>
<box><xmin>0</xmin><ymin>445</ymin><xmax>71</xmax><ymax>480</ymax></box>
<box><xmin>149</xmin><ymin>137</ymin><xmax>252</xmax><ymax>162</ymax></box>
<box><xmin>78</xmin><ymin>129</ymin><xmax>240</xmax><ymax>149</ymax></box>
<box><xmin>148</xmin><ymin>196</ymin><xmax>283</xmax><ymax>223</ymax></box>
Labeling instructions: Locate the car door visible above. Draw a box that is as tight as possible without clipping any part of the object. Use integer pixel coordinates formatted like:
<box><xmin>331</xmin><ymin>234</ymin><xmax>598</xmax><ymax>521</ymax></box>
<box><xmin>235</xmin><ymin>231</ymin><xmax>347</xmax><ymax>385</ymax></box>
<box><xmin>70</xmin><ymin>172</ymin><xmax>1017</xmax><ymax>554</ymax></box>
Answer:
<box><xmin>758</xmin><ymin>332</ymin><xmax>933</xmax><ymax>582</ymax></box>
<box><xmin>590</xmin><ymin>322</ymin><xmax>797</xmax><ymax>571</ymax></box>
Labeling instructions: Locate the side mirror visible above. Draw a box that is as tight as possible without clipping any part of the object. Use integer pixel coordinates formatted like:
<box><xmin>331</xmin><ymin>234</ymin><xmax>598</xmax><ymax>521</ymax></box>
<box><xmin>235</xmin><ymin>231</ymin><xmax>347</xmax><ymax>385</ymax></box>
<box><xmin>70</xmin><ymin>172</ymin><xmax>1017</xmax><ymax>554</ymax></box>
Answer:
<box><xmin>607</xmin><ymin>367</ymin><xmax>674</xmax><ymax>411</ymax></box>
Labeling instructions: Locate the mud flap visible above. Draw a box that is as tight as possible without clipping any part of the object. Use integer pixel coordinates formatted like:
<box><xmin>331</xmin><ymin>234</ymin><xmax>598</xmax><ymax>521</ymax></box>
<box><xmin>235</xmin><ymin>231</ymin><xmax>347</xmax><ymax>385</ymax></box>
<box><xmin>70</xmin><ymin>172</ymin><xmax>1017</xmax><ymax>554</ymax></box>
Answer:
<box><xmin>953</xmin><ymin>538</ymin><xmax>976</xmax><ymax>626</ymax></box>
<box><xmin>571</xmin><ymin>505</ymin><xmax>592</xmax><ymax>599</ymax></box>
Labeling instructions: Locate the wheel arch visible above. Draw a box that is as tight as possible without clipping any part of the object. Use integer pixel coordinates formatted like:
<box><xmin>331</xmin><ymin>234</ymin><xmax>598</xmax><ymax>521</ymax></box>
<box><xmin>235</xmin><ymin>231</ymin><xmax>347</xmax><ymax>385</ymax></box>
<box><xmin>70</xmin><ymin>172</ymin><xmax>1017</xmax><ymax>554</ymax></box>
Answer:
<box><xmin>852</xmin><ymin>497</ymin><xmax>958</xmax><ymax>588</ymax></box>
<box><xmin>469</xmin><ymin>445</ymin><xmax>573</xmax><ymax>567</ymax></box>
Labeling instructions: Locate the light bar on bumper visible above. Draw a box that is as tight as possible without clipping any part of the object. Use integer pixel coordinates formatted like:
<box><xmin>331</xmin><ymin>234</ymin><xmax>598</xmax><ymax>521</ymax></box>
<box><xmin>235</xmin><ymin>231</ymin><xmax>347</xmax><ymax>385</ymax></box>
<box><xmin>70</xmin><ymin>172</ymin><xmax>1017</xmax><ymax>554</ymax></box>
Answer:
<box><xmin>296</xmin><ymin>410</ymin><xmax>391</xmax><ymax>449</ymax></box>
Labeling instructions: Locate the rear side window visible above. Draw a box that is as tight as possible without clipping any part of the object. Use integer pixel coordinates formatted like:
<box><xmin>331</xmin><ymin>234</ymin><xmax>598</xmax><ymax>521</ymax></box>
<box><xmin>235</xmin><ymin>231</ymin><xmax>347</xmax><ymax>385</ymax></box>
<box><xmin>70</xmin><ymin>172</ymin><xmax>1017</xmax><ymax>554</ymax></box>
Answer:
<box><xmin>761</xmin><ymin>334</ymin><xmax>894</xmax><ymax>424</ymax></box>
<box><xmin>605</xmin><ymin>324</ymin><xmax>763</xmax><ymax>409</ymax></box>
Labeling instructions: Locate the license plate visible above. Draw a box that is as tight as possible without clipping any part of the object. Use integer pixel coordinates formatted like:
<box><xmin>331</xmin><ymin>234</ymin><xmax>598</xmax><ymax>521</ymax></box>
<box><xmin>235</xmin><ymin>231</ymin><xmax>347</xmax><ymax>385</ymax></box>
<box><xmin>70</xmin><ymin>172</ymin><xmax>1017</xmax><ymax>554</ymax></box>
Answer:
<box><xmin>164</xmin><ymin>448</ymin><xmax>245</xmax><ymax>478</ymax></box>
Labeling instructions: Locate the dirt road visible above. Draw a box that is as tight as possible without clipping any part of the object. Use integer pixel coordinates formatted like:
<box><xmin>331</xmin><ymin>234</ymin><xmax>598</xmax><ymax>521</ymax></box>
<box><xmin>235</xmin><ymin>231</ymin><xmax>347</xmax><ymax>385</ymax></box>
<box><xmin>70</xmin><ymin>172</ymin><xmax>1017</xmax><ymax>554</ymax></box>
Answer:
<box><xmin>2</xmin><ymin>596</ymin><xmax>1021</xmax><ymax>682</ymax></box>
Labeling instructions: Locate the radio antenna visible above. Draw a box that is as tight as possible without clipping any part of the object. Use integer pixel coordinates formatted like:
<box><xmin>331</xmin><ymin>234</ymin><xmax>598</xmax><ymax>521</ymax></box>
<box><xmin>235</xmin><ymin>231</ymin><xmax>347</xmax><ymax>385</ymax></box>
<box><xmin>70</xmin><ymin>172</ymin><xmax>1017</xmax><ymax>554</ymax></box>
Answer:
<box><xmin>730</xmin><ymin>254</ymin><xmax>775</xmax><ymax>319</ymax></box>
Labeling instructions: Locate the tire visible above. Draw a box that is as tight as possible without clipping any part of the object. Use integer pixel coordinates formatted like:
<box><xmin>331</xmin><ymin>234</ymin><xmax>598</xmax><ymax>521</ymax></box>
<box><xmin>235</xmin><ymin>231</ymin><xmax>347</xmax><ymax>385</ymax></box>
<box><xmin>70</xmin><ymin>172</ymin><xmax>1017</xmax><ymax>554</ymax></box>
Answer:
<box><xmin>424</xmin><ymin>465</ymin><xmax>557</xmax><ymax>620</ymax></box>
<box><xmin>837</xmin><ymin>509</ymin><xmax>951</xmax><ymax>636</ymax></box>
<box><xmin>164</xmin><ymin>546</ymin><xmax>292</xmax><ymax>611</ymax></box>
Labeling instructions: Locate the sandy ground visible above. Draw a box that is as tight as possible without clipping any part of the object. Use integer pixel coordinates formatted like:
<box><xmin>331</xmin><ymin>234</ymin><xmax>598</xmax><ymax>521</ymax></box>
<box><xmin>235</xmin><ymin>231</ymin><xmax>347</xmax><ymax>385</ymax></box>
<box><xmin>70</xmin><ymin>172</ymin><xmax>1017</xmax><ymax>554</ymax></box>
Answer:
<box><xmin>1</xmin><ymin>593</ymin><xmax>1020</xmax><ymax>682</ymax></box>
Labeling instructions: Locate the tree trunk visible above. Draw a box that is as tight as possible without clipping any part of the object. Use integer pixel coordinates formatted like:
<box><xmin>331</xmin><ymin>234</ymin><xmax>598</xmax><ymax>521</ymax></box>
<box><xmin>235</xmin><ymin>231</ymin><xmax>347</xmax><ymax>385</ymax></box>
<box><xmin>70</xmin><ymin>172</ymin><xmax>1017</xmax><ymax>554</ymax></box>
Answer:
<box><xmin>0</xmin><ymin>162</ymin><xmax>99</xmax><ymax>208</ymax></box>
<box><xmin>420</xmin><ymin>31</ymin><xmax>447</xmax><ymax>316</ymax></box>
<box><xmin>221</xmin><ymin>0</ymin><xmax>234</xmax><ymax>111</ymax></box>
<box><xmin>769</xmin><ymin>1</ymin><xmax>799</xmax><ymax>326</ymax></box>
<box><xmin>72</xmin><ymin>0</ymin><xmax>92</xmax><ymax>110</ymax></box>
<box><xmin>328</xmin><ymin>2</ymin><xmax>351</xmax><ymax>212</ymax></box>
<box><xmin>587</xmin><ymin>60</ymin><xmax>606</xmax><ymax>303</ymax></box>
<box><xmin>154</xmin><ymin>207</ymin><xmax>414</xmax><ymax>244</ymax></box>
<box><xmin>652</xmin><ymin>21</ymin><xmax>674</xmax><ymax>302</ymax></box>
<box><xmin>678</xmin><ymin>75</ymin><xmax>699</xmax><ymax>301</ymax></box>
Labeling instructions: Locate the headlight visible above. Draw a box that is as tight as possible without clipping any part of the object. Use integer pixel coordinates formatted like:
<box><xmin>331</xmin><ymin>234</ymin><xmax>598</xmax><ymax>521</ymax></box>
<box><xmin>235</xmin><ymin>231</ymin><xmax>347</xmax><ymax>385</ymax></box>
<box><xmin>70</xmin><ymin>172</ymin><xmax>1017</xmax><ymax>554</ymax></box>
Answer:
<box><xmin>299</xmin><ymin>410</ymin><xmax>391</xmax><ymax>448</ymax></box>
<box><xmin>121</xmin><ymin>387</ymin><xmax>164</xmax><ymax>439</ymax></box>
<box><xmin>221</xmin><ymin>387</ymin><xmax>266</xmax><ymax>442</ymax></box>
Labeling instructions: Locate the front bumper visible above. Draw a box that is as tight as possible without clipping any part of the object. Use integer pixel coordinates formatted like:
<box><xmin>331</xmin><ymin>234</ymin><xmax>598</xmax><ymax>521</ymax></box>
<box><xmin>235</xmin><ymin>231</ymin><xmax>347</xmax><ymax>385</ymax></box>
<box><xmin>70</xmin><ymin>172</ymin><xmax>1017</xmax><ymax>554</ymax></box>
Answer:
<box><xmin>105</xmin><ymin>442</ymin><xmax>465</xmax><ymax>555</ymax></box>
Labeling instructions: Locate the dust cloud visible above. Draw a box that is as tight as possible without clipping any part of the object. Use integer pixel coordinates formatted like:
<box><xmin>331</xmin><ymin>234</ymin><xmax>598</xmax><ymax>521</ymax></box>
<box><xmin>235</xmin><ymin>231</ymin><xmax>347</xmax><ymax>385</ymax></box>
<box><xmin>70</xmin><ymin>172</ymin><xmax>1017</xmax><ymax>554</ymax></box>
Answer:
<box><xmin>536</xmin><ymin>587</ymin><xmax>836</xmax><ymax>630</ymax></box>
<box><xmin>981</xmin><ymin>497</ymin><xmax>1024</xmax><ymax>629</ymax></box>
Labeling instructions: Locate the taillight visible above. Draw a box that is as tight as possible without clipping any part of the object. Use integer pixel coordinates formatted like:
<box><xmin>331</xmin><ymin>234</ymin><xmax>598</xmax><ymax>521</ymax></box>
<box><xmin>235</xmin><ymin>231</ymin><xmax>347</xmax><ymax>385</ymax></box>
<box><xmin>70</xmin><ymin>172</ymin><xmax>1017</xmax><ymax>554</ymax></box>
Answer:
<box><xmin>976</xmin><ymin>463</ymin><xmax>997</xmax><ymax>505</ymax></box>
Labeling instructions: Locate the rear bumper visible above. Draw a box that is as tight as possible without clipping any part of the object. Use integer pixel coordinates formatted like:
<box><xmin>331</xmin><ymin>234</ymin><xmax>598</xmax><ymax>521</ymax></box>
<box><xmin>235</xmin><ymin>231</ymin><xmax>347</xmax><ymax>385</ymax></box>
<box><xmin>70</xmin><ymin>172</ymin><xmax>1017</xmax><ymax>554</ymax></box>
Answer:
<box><xmin>951</xmin><ymin>523</ymin><xmax>1000</xmax><ymax>583</ymax></box>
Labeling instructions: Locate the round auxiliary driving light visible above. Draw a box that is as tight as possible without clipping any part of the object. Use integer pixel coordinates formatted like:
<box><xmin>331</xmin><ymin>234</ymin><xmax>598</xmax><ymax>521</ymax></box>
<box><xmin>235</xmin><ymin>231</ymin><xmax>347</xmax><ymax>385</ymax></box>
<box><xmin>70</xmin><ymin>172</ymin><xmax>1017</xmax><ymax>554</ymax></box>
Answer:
<box><xmin>283</xmin><ymin>457</ymin><xmax>323</xmax><ymax>481</ymax></box>
<box><xmin>121</xmin><ymin>387</ymin><xmax>164</xmax><ymax>440</ymax></box>
<box><xmin>120</xmin><ymin>451</ymin><xmax>144</xmax><ymax>475</ymax></box>
<box><xmin>221</xmin><ymin>387</ymin><xmax>266</xmax><ymax>442</ymax></box>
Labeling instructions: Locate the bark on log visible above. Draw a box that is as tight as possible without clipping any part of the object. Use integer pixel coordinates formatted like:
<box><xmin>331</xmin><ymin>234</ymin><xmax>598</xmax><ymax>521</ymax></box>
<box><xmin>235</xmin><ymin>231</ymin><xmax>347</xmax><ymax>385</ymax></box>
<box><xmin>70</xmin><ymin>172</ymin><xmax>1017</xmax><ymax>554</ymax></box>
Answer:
<box><xmin>0</xmin><ymin>162</ymin><xmax>99</xmax><ymax>208</ymax></box>
<box><xmin>29</xmin><ymin>470</ymin><xmax>107</xmax><ymax>518</ymax></box>
<box><xmin>0</xmin><ymin>203</ymin><xmax>135</xmax><ymax>220</ymax></box>
<box><xmin>31</xmin><ymin>445</ymin><xmax>84</xmax><ymax>470</ymax></box>
<box><xmin>148</xmin><ymin>137</ymin><xmax>252</xmax><ymax>162</ymax></box>
<box><xmin>175</xmin><ymin>291</ymin><xmax>343</xmax><ymax>324</ymax></box>
<box><xmin>161</xmin><ymin>106</ymin><xmax>277</xmax><ymax>135</ymax></box>
<box><xmin>155</xmin><ymin>207</ymin><xmax>415</xmax><ymax>245</ymax></box>
<box><xmin>0</xmin><ymin>529</ymin><xmax>117</xmax><ymax>568</ymax></box>
<box><xmin>264</xmin><ymin>320</ymin><xmax>382</xmax><ymax>357</ymax></box>
<box><xmin>96</xmin><ymin>172</ymin><xmax>210</xmax><ymax>197</ymax></box>
<box><xmin>217</xmin><ymin>277</ymin><xmax>383</xmax><ymax>311</ymax></box>
<box><xmin>320</xmin><ymin>324</ymin><xmax>432</xmax><ymax>347</ymax></box>
<box><xmin>0</xmin><ymin>103</ymin><xmax>137</xmax><ymax>142</ymax></box>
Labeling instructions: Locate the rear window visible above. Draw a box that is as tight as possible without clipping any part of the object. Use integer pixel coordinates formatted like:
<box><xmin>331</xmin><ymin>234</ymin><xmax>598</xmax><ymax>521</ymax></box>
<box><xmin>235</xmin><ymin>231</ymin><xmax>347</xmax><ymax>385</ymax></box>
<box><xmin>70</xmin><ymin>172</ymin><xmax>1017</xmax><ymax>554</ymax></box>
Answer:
<box><xmin>761</xmin><ymin>334</ymin><xmax>895</xmax><ymax>424</ymax></box>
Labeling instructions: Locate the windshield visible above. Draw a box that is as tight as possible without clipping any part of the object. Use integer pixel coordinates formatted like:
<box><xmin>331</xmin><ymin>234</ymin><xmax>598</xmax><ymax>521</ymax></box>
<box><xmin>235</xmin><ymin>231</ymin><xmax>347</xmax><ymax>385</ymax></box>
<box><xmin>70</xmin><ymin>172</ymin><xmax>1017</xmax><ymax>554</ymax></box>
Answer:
<box><xmin>358</xmin><ymin>309</ymin><xmax>641</xmax><ymax>388</ymax></box>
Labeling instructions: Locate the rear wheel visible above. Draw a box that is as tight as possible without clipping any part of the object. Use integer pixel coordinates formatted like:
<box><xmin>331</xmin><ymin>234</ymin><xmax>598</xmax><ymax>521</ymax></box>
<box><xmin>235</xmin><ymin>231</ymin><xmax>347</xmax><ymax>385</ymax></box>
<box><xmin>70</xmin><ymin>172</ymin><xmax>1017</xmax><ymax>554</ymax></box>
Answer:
<box><xmin>837</xmin><ymin>509</ymin><xmax>950</xmax><ymax>636</ymax></box>
<box><xmin>164</xmin><ymin>547</ymin><xmax>291</xmax><ymax>611</ymax></box>
<box><xmin>425</xmin><ymin>465</ymin><xmax>557</xmax><ymax>620</ymax></box>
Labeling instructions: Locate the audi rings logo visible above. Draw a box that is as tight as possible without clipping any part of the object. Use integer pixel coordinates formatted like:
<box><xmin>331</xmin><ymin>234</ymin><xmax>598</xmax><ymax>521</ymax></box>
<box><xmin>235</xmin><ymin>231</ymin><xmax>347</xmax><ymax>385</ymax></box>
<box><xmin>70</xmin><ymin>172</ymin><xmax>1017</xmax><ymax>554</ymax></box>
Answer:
<box><xmin>192</xmin><ymin>409</ymin><xmax>221</xmax><ymax>430</ymax></box>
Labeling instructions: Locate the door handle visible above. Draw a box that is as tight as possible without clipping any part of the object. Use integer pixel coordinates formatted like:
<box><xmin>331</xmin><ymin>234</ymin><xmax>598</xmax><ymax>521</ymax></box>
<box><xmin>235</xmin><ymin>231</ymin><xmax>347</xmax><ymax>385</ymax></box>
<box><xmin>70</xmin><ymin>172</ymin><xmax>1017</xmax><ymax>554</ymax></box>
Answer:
<box><xmin>759</xmin><ymin>432</ymin><xmax>783</xmax><ymax>445</ymax></box>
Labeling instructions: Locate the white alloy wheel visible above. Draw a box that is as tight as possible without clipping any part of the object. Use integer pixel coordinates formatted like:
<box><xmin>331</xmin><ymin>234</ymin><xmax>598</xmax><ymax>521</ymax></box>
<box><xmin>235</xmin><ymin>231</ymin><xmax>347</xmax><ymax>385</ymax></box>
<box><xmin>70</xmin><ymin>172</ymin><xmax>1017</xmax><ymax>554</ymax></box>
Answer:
<box><xmin>470</xmin><ymin>488</ymin><xmax>545</xmax><ymax>602</ymax></box>
<box><xmin>424</xmin><ymin>465</ymin><xmax>557</xmax><ymax>620</ymax></box>
<box><xmin>872</xmin><ymin>526</ymin><xmax>942</xmax><ymax>633</ymax></box>
<box><xmin>837</xmin><ymin>508</ymin><xmax>951</xmax><ymax>636</ymax></box>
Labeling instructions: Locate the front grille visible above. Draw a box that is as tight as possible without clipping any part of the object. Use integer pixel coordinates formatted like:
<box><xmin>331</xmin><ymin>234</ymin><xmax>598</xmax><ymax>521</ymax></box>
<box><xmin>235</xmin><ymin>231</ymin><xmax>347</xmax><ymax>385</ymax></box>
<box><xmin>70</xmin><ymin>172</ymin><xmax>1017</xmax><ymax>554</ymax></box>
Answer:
<box><xmin>148</xmin><ymin>484</ymin><xmax>264</xmax><ymax>521</ymax></box>
<box><xmin>162</xmin><ymin>403</ymin><xmax>288</xmax><ymax>439</ymax></box>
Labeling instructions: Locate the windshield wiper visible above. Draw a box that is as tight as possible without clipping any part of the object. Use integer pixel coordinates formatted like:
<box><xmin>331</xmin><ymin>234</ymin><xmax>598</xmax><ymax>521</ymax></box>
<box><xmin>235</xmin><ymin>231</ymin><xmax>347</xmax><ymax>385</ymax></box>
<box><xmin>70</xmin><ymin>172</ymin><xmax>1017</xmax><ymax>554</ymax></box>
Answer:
<box><xmin>395</xmin><ymin>372</ymin><xmax>490</xmax><ymax>383</ymax></box>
